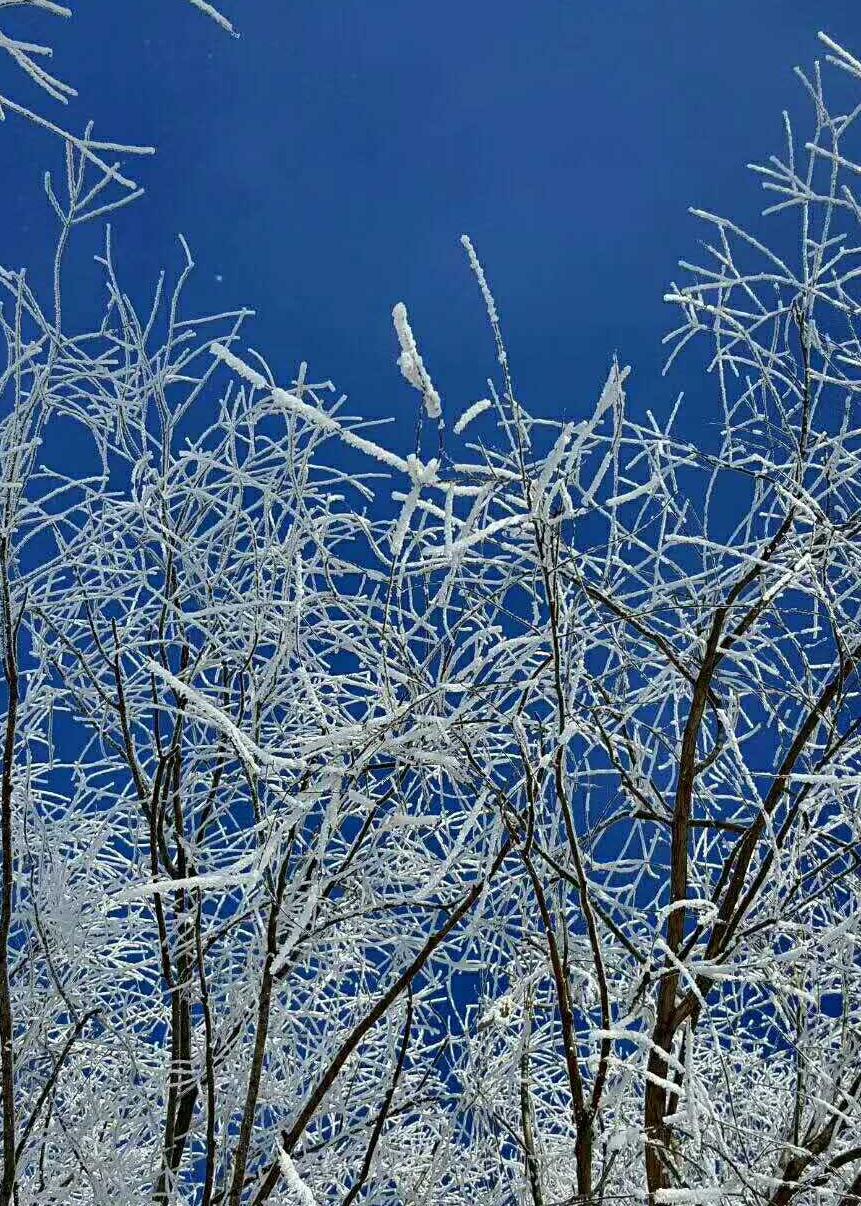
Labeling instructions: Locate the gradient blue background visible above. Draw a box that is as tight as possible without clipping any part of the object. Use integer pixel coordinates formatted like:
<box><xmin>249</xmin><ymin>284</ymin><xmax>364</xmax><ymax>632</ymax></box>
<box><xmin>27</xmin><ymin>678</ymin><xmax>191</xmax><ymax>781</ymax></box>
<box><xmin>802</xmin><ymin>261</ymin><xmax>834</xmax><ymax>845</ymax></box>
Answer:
<box><xmin>2</xmin><ymin>1</ymin><xmax>860</xmax><ymax>444</ymax></box>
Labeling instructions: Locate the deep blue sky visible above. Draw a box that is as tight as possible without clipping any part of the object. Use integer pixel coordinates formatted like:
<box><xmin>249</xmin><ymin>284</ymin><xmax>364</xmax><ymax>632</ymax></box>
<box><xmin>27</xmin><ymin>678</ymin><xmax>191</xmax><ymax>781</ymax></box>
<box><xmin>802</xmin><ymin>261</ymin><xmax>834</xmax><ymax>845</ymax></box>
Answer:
<box><xmin>2</xmin><ymin>1</ymin><xmax>860</xmax><ymax>445</ymax></box>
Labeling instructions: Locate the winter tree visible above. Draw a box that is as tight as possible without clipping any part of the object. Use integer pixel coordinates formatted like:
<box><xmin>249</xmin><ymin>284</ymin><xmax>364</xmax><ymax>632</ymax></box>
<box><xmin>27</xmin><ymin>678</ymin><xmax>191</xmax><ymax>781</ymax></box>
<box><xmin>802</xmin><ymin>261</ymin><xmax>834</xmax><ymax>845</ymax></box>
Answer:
<box><xmin>0</xmin><ymin>8</ymin><xmax>859</xmax><ymax>1206</ymax></box>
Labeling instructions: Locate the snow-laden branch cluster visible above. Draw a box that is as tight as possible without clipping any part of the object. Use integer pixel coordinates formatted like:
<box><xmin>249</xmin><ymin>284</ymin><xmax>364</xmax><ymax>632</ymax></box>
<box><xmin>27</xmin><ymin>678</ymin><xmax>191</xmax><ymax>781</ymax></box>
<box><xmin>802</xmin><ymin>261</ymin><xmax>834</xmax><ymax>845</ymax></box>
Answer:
<box><xmin>0</xmin><ymin>0</ymin><xmax>235</xmax><ymax>180</ymax></box>
<box><xmin>0</xmin><ymin>23</ymin><xmax>859</xmax><ymax>1206</ymax></box>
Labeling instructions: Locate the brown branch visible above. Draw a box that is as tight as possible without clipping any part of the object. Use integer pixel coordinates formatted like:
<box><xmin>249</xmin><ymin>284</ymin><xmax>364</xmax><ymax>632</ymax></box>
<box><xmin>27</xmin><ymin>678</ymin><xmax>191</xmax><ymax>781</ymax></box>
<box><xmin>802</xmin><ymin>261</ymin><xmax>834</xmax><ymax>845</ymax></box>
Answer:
<box><xmin>249</xmin><ymin>837</ymin><xmax>513</xmax><ymax>1205</ymax></box>
<box><xmin>342</xmin><ymin>983</ymin><xmax>413</xmax><ymax>1206</ymax></box>
<box><xmin>519</xmin><ymin>991</ymin><xmax>545</xmax><ymax>1206</ymax></box>
<box><xmin>226</xmin><ymin>856</ymin><xmax>290</xmax><ymax>1206</ymax></box>
<box><xmin>14</xmin><ymin>1010</ymin><xmax>99</xmax><ymax>1163</ymax></box>
<box><xmin>0</xmin><ymin>544</ymin><xmax>21</xmax><ymax>1206</ymax></box>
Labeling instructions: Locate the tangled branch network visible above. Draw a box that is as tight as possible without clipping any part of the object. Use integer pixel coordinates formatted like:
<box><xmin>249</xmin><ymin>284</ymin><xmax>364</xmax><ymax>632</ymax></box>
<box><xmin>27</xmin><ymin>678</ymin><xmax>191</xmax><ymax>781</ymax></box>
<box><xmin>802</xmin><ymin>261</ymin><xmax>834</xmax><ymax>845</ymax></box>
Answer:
<box><xmin>0</xmin><ymin>11</ymin><xmax>861</xmax><ymax>1206</ymax></box>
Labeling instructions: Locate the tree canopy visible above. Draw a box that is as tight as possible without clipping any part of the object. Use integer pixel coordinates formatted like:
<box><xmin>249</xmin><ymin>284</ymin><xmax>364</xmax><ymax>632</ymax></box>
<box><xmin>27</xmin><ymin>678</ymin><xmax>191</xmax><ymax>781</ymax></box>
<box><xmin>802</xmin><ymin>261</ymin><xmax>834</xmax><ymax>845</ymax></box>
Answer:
<box><xmin>0</xmin><ymin>10</ymin><xmax>860</xmax><ymax>1206</ymax></box>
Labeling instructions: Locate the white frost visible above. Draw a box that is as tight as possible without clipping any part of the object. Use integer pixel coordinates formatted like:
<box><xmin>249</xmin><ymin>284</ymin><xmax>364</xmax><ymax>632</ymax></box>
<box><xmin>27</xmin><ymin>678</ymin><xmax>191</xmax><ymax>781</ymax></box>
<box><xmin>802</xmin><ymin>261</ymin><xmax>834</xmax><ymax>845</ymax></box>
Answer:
<box><xmin>453</xmin><ymin>398</ymin><xmax>492</xmax><ymax>434</ymax></box>
<box><xmin>277</xmin><ymin>1148</ymin><xmax>317</xmax><ymax>1206</ymax></box>
<box><xmin>392</xmin><ymin>301</ymin><xmax>442</xmax><ymax>420</ymax></box>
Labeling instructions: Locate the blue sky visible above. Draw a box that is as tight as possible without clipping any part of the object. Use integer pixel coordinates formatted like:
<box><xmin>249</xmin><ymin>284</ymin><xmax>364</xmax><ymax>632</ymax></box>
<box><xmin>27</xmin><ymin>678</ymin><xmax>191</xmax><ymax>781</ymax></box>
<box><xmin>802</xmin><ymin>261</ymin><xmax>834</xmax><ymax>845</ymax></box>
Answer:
<box><xmin>2</xmin><ymin>1</ymin><xmax>860</xmax><ymax>449</ymax></box>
